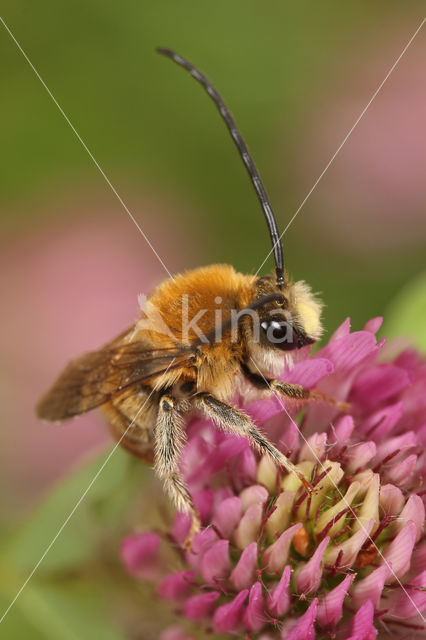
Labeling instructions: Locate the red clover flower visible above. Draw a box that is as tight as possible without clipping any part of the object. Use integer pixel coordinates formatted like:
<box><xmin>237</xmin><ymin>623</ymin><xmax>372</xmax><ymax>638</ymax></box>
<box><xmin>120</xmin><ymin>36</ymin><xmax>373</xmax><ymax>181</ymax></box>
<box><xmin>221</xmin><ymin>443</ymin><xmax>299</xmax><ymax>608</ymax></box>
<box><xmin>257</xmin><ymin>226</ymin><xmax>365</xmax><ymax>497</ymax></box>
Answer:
<box><xmin>121</xmin><ymin>318</ymin><xmax>426</xmax><ymax>639</ymax></box>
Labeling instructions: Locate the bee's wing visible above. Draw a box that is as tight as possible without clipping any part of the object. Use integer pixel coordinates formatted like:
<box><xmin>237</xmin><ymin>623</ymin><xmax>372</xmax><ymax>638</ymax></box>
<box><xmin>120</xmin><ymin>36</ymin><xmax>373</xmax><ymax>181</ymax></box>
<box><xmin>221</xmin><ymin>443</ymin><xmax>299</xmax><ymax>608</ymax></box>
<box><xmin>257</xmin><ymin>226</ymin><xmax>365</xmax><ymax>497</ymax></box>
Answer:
<box><xmin>36</xmin><ymin>329</ymin><xmax>196</xmax><ymax>421</ymax></box>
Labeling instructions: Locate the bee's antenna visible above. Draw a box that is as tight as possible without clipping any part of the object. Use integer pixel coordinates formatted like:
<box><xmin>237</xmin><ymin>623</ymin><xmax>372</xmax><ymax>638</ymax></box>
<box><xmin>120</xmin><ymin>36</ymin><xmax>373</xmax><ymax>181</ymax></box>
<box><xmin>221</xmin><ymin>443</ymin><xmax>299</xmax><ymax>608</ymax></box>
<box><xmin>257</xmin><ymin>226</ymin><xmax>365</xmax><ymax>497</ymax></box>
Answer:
<box><xmin>157</xmin><ymin>47</ymin><xmax>285</xmax><ymax>288</ymax></box>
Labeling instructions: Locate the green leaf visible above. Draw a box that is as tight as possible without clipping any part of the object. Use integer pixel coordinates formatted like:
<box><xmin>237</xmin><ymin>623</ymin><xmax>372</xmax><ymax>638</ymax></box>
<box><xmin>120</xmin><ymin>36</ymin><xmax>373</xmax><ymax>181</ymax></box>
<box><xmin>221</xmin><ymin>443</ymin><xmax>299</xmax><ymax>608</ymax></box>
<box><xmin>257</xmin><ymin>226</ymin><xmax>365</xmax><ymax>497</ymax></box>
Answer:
<box><xmin>384</xmin><ymin>271</ymin><xmax>426</xmax><ymax>351</ymax></box>
<box><xmin>0</xmin><ymin>447</ymin><xmax>154</xmax><ymax>638</ymax></box>
<box><xmin>0</xmin><ymin>579</ymin><xmax>127</xmax><ymax>640</ymax></box>
<box><xmin>4</xmin><ymin>447</ymin><xmax>148</xmax><ymax>573</ymax></box>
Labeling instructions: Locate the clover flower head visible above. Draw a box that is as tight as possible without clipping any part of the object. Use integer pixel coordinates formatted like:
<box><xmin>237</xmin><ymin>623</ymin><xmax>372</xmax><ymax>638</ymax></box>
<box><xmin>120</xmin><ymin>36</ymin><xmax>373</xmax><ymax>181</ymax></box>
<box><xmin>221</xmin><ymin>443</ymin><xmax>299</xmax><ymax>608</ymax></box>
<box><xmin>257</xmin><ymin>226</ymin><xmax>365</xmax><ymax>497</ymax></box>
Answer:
<box><xmin>122</xmin><ymin>318</ymin><xmax>426</xmax><ymax>639</ymax></box>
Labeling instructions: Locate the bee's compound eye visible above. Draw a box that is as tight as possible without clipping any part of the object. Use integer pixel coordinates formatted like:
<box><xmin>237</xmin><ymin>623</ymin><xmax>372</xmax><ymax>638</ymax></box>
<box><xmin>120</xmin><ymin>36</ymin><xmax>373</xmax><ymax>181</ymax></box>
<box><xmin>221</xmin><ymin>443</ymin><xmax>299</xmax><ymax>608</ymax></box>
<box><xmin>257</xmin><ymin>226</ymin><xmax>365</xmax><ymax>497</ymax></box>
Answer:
<box><xmin>260</xmin><ymin>319</ymin><xmax>299</xmax><ymax>351</ymax></box>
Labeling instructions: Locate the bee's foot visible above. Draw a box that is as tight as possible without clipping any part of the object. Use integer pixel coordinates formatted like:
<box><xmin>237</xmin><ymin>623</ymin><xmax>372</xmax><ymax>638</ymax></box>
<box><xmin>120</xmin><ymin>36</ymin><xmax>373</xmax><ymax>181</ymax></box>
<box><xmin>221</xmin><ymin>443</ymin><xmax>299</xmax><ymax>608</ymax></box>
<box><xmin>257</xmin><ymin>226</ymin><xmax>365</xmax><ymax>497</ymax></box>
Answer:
<box><xmin>337</xmin><ymin>400</ymin><xmax>351</xmax><ymax>413</ymax></box>
<box><xmin>299</xmin><ymin>474</ymin><xmax>315</xmax><ymax>496</ymax></box>
<box><xmin>310</xmin><ymin>390</ymin><xmax>350</xmax><ymax>412</ymax></box>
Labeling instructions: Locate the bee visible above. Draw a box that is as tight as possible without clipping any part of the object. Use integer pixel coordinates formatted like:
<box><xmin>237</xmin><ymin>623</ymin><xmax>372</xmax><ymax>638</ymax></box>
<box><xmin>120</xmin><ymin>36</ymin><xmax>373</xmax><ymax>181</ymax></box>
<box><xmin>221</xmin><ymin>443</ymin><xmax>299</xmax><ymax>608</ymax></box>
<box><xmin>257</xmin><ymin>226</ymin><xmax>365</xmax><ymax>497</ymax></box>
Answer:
<box><xmin>37</xmin><ymin>48</ymin><xmax>341</xmax><ymax>548</ymax></box>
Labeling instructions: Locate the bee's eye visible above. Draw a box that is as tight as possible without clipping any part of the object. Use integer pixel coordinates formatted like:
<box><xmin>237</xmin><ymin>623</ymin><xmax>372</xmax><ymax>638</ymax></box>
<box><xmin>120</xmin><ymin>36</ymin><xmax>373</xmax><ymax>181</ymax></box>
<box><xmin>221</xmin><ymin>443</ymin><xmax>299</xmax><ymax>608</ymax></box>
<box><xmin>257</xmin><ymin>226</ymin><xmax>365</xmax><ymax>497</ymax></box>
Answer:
<box><xmin>260</xmin><ymin>319</ymin><xmax>299</xmax><ymax>351</ymax></box>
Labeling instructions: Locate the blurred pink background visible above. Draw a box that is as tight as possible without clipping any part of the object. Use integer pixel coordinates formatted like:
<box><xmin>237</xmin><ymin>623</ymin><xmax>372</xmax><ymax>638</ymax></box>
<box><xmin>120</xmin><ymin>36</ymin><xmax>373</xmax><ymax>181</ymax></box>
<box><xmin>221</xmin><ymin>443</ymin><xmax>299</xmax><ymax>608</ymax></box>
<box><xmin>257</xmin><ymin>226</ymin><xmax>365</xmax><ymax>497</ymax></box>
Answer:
<box><xmin>0</xmin><ymin>191</ymin><xmax>195</xmax><ymax>518</ymax></box>
<box><xmin>300</xmin><ymin>33</ymin><xmax>426</xmax><ymax>254</ymax></box>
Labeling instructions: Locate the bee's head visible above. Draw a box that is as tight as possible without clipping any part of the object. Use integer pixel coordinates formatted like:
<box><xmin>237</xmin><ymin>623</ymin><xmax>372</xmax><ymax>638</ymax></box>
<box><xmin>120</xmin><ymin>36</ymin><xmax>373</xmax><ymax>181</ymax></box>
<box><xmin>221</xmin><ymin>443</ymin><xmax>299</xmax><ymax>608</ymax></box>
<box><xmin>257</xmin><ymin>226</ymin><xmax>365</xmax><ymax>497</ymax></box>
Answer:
<box><xmin>252</xmin><ymin>275</ymin><xmax>323</xmax><ymax>353</ymax></box>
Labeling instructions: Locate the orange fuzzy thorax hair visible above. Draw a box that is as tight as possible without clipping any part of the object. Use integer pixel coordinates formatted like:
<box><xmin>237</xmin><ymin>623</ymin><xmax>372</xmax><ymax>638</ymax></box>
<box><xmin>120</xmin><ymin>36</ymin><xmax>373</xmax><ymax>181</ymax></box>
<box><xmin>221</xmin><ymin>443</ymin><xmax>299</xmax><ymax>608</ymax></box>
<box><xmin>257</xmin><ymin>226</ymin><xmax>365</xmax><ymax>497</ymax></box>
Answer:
<box><xmin>132</xmin><ymin>263</ymin><xmax>322</xmax><ymax>399</ymax></box>
<box><xmin>135</xmin><ymin>265</ymin><xmax>256</xmax><ymax>398</ymax></box>
<box><xmin>148</xmin><ymin>264</ymin><xmax>256</xmax><ymax>341</ymax></box>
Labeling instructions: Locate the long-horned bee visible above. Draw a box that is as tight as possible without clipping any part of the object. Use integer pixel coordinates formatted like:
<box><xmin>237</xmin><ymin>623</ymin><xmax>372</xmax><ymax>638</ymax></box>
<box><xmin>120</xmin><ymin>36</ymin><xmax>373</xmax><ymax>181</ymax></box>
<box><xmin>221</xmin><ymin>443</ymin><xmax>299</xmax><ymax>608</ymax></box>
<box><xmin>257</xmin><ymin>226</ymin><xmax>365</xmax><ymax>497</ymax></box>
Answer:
<box><xmin>37</xmin><ymin>48</ymin><xmax>341</xmax><ymax>548</ymax></box>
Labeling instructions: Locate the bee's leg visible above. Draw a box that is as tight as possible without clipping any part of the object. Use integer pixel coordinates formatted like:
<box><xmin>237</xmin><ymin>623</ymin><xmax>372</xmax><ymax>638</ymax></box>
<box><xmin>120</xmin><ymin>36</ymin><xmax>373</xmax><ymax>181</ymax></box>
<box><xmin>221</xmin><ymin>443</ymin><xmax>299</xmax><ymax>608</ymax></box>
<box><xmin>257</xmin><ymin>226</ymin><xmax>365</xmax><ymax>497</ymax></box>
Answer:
<box><xmin>195</xmin><ymin>393</ymin><xmax>313</xmax><ymax>494</ymax></box>
<box><xmin>154</xmin><ymin>395</ymin><xmax>200</xmax><ymax>550</ymax></box>
<box><xmin>242</xmin><ymin>363</ymin><xmax>349</xmax><ymax>411</ymax></box>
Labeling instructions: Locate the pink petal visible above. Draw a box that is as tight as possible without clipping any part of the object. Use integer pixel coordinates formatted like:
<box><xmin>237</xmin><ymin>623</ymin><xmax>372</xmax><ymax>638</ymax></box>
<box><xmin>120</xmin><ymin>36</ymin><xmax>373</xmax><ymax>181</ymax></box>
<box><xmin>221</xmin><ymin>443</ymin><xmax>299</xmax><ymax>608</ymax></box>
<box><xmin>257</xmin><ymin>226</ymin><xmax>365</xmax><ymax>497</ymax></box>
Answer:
<box><xmin>381</xmin><ymin>521</ymin><xmax>417</xmax><ymax>582</ymax></box>
<box><xmin>332</xmin><ymin>414</ymin><xmax>355</xmax><ymax>444</ymax></box>
<box><xmin>235</xmin><ymin>503</ymin><xmax>263</xmax><ymax>549</ymax></box>
<box><xmin>263</xmin><ymin>523</ymin><xmax>303</xmax><ymax>574</ymax></box>
<box><xmin>284</xmin><ymin>357</ymin><xmax>334</xmax><ymax>387</ymax></box>
<box><xmin>185</xmin><ymin>528</ymin><xmax>217</xmax><ymax>571</ymax></box>
<box><xmin>213</xmin><ymin>589</ymin><xmax>248</xmax><ymax>633</ymax></box>
<box><xmin>246</xmin><ymin>396</ymin><xmax>285</xmax><ymax>423</ymax></box>
<box><xmin>187</xmin><ymin>435</ymin><xmax>248</xmax><ymax>485</ymax></box>
<box><xmin>182</xmin><ymin>434</ymin><xmax>212</xmax><ymax>486</ymax></box>
<box><xmin>230</xmin><ymin>542</ymin><xmax>259</xmax><ymax>591</ymax></box>
<box><xmin>325</xmin><ymin>520</ymin><xmax>374</xmax><ymax>569</ymax></box>
<box><xmin>303</xmin><ymin>386</ymin><xmax>350</xmax><ymax>439</ymax></box>
<box><xmin>329</xmin><ymin>317</ymin><xmax>351</xmax><ymax>342</ymax></box>
<box><xmin>417</xmin><ymin>423</ymin><xmax>426</xmax><ymax>447</ymax></box>
<box><xmin>385</xmin><ymin>454</ymin><xmax>417</xmax><ymax>486</ymax></box>
<box><xmin>394</xmin><ymin>348</ymin><xmax>424</xmax><ymax>372</ymax></box>
<box><xmin>281</xmin><ymin>598</ymin><xmax>318</xmax><ymax>640</ymax></box>
<box><xmin>386</xmin><ymin>570</ymin><xmax>426</xmax><ymax>619</ymax></box>
<box><xmin>193</xmin><ymin>489</ymin><xmax>215</xmax><ymax>525</ymax></box>
<box><xmin>214</xmin><ymin>486</ymin><xmax>234</xmax><ymax>504</ymax></box>
<box><xmin>393</xmin><ymin>494</ymin><xmax>425</xmax><ymax>542</ymax></box>
<box><xmin>411</xmin><ymin>546</ymin><xmax>426</xmax><ymax>575</ymax></box>
<box><xmin>243</xmin><ymin>581</ymin><xmax>266</xmax><ymax>632</ymax></box>
<box><xmin>267</xmin><ymin>565</ymin><xmax>291</xmax><ymax>617</ymax></box>
<box><xmin>350</xmin><ymin>364</ymin><xmax>410</xmax><ymax>412</ymax></box>
<box><xmin>171</xmin><ymin>512</ymin><xmax>191</xmax><ymax>545</ymax></box>
<box><xmin>158</xmin><ymin>570</ymin><xmax>195</xmax><ymax>601</ymax></box>
<box><xmin>240</xmin><ymin>484</ymin><xmax>269</xmax><ymax>511</ymax></box>
<box><xmin>317</xmin><ymin>330</ymin><xmax>378</xmax><ymax>373</ymax></box>
<box><xmin>317</xmin><ymin>573</ymin><xmax>354</xmax><ymax>628</ymax></box>
<box><xmin>184</xmin><ymin>591</ymin><xmax>220</xmax><ymax>620</ymax></box>
<box><xmin>358</xmin><ymin>402</ymin><xmax>404</xmax><ymax>439</ymax></box>
<box><xmin>373</xmin><ymin>431</ymin><xmax>417</xmax><ymax>467</ymax></box>
<box><xmin>208</xmin><ymin>436</ymin><xmax>249</xmax><ymax>471</ymax></box>
<box><xmin>351</xmin><ymin>564</ymin><xmax>391</xmax><ymax>609</ymax></box>
<box><xmin>299</xmin><ymin>432</ymin><xmax>327</xmax><ymax>463</ymax></box>
<box><xmin>120</xmin><ymin>532</ymin><xmax>161</xmax><ymax>579</ymax></box>
<box><xmin>235</xmin><ymin>447</ymin><xmax>257</xmax><ymax>487</ymax></box>
<box><xmin>160</xmin><ymin>627</ymin><xmax>196</xmax><ymax>640</ymax></box>
<box><xmin>191</xmin><ymin>527</ymin><xmax>217</xmax><ymax>554</ymax></box>
<box><xmin>281</xmin><ymin>420</ymin><xmax>301</xmax><ymax>454</ymax></box>
<box><xmin>295</xmin><ymin>537</ymin><xmax>329</xmax><ymax>595</ymax></box>
<box><xmin>379</xmin><ymin>484</ymin><xmax>405</xmax><ymax>516</ymax></box>
<box><xmin>364</xmin><ymin>317</ymin><xmax>383</xmax><ymax>333</ymax></box>
<box><xmin>212</xmin><ymin>496</ymin><xmax>242</xmax><ymax>538</ymax></box>
<box><xmin>345</xmin><ymin>441</ymin><xmax>376</xmax><ymax>474</ymax></box>
<box><xmin>351</xmin><ymin>599</ymin><xmax>377</xmax><ymax>640</ymax></box>
<box><xmin>200</xmin><ymin>539</ymin><xmax>231</xmax><ymax>585</ymax></box>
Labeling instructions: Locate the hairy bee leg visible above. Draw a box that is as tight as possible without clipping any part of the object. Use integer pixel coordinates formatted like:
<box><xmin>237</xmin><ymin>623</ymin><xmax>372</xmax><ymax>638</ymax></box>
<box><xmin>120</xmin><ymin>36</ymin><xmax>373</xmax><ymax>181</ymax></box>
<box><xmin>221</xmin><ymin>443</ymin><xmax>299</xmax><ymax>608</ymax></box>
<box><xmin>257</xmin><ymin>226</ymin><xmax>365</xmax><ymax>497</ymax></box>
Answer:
<box><xmin>272</xmin><ymin>376</ymin><xmax>349</xmax><ymax>411</ymax></box>
<box><xmin>272</xmin><ymin>381</ymin><xmax>349</xmax><ymax>412</ymax></box>
<box><xmin>195</xmin><ymin>393</ymin><xmax>313</xmax><ymax>493</ymax></box>
<box><xmin>242</xmin><ymin>364</ymin><xmax>349</xmax><ymax>412</ymax></box>
<box><xmin>154</xmin><ymin>395</ymin><xmax>200</xmax><ymax>550</ymax></box>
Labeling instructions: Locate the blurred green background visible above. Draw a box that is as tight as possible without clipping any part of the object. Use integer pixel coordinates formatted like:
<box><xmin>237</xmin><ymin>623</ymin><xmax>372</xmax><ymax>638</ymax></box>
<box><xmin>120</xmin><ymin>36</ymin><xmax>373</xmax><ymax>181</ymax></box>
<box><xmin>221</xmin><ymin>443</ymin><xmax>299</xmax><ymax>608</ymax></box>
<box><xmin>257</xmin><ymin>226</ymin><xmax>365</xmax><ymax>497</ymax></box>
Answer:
<box><xmin>0</xmin><ymin>2</ymin><xmax>425</xmax><ymax>638</ymax></box>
